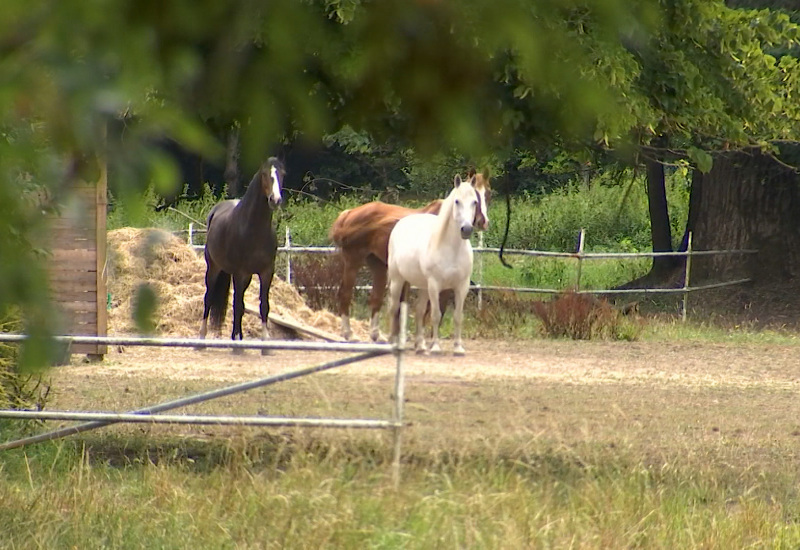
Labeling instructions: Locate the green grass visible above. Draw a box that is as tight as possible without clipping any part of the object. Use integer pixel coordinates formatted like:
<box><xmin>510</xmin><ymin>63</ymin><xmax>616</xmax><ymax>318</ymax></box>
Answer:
<box><xmin>2</xmin><ymin>434</ymin><xmax>800</xmax><ymax>549</ymax></box>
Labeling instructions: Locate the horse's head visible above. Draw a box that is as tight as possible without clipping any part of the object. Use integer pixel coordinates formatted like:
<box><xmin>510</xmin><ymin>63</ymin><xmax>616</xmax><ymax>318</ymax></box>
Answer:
<box><xmin>473</xmin><ymin>169</ymin><xmax>491</xmax><ymax>231</ymax></box>
<box><xmin>261</xmin><ymin>157</ymin><xmax>285</xmax><ymax>209</ymax></box>
<box><xmin>452</xmin><ymin>174</ymin><xmax>479</xmax><ymax>240</ymax></box>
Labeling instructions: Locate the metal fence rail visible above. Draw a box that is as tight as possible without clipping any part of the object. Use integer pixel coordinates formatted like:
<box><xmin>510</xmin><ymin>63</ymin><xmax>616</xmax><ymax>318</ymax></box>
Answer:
<box><xmin>0</xmin><ymin>304</ymin><xmax>411</xmax><ymax>486</ymax></box>
<box><xmin>186</xmin><ymin>225</ymin><xmax>757</xmax><ymax>320</ymax></box>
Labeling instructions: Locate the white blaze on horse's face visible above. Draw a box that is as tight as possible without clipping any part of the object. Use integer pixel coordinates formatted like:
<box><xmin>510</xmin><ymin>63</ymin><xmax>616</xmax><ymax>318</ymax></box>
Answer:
<box><xmin>476</xmin><ymin>186</ymin><xmax>490</xmax><ymax>231</ymax></box>
<box><xmin>452</xmin><ymin>176</ymin><xmax>478</xmax><ymax>240</ymax></box>
<box><xmin>269</xmin><ymin>164</ymin><xmax>283</xmax><ymax>208</ymax></box>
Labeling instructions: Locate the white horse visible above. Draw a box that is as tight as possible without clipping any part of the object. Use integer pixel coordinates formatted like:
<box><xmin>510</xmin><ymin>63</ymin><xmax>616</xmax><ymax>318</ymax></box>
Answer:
<box><xmin>387</xmin><ymin>174</ymin><xmax>478</xmax><ymax>355</ymax></box>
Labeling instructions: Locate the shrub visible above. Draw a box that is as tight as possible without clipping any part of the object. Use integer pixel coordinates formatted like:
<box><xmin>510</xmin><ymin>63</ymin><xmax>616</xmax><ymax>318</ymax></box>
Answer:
<box><xmin>531</xmin><ymin>290</ymin><xmax>643</xmax><ymax>341</ymax></box>
<box><xmin>289</xmin><ymin>255</ymin><xmax>343</xmax><ymax>312</ymax></box>
<box><xmin>469</xmin><ymin>292</ymin><xmax>539</xmax><ymax>339</ymax></box>
<box><xmin>0</xmin><ymin>309</ymin><xmax>51</xmax><ymax>418</ymax></box>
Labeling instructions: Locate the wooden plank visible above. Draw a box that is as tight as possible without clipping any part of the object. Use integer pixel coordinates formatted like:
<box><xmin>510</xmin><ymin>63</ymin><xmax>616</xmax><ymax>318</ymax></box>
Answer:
<box><xmin>49</xmin><ymin>256</ymin><xmax>96</xmax><ymax>272</ymax></box>
<box><xmin>51</xmin><ymin>290</ymin><xmax>97</xmax><ymax>302</ymax></box>
<box><xmin>50</xmin><ymin>279</ymin><xmax>97</xmax><ymax>293</ymax></box>
<box><xmin>48</xmin><ymin>216</ymin><xmax>97</xmax><ymax>232</ymax></box>
<box><xmin>57</xmin><ymin>301</ymin><xmax>97</xmax><ymax>314</ymax></box>
<box><xmin>244</xmin><ymin>307</ymin><xmax>344</xmax><ymax>342</ymax></box>
<box><xmin>58</xmin><ymin>311</ymin><xmax>99</xmax><ymax>325</ymax></box>
<box><xmin>49</xmin><ymin>270</ymin><xmax>98</xmax><ymax>283</ymax></box>
<box><xmin>51</xmin><ymin>249</ymin><xmax>96</xmax><ymax>262</ymax></box>
<box><xmin>50</xmin><ymin>240</ymin><xmax>97</xmax><ymax>252</ymax></box>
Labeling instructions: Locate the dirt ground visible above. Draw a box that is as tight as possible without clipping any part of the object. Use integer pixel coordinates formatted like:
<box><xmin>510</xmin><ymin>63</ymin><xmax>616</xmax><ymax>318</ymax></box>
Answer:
<box><xmin>44</xmin><ymin>337</ymin><xmax>800</xmax><ymax>469</ymax></box>
<box><xmin>57</xmin><ymin>337</ymin><xmax>800</xmax><ymax>389</ymax></box>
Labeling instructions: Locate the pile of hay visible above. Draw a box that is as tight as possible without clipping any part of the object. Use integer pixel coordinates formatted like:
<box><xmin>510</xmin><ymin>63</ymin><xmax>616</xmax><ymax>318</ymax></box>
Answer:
<box><xmin>107</xmin><ymin>228</ymin><xmax>369</xmax><ymax>340</ymax></box>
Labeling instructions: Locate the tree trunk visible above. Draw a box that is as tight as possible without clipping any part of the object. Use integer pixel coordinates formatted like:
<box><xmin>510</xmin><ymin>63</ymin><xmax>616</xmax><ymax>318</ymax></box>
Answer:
<box><xmin>645</xmin><ymin>154</ymin><xmax>679</xmax><ymax>276</ymax></box>
<box><xmin>692</xmin><ymin>147</ymin><xmax>800</xmax><ymax>285</ymax></box>
<box><xmin>678</xmin><ymin>168</ymin><xmax>703</xmax><ymax>252</ymax></box>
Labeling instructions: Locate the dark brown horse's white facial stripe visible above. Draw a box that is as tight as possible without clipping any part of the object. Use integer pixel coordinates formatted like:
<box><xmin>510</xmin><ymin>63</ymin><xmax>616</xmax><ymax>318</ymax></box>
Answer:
<box><xmin>269</xmin><ymin>164</ymin><xmax>283</xmax><ymax>206</ymax></box>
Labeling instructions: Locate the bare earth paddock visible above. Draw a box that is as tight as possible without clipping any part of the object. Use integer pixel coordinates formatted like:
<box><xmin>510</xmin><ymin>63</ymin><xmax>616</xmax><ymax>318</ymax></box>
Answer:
<box><xmin>46</xmin><ymin>338</ymin><xmax>800</xmax><ymax>469</ymax></box>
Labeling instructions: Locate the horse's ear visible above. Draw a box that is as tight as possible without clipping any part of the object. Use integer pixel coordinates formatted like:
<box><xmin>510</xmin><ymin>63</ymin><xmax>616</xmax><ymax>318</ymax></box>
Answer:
<box><xmin>453</xmin><ymin>174</ymin><xmax>462</xmax><ymax>187</ymax></box>
<box><xmin>469</xmin><ymin>174</ymin><xmax>477</xmax><ymax>187</ymax></box>
<box><xmin>481</xmin><ymin>167</ymin><xmax>491</xmax><ymax>182</ymax></box>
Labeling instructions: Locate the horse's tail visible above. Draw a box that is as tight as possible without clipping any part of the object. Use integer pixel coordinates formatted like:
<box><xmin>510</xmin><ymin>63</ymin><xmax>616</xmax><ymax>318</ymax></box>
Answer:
<box><xmin>208</xmin><ymin>272</ymin><xmax>232</xmax><ymax>333</ymax></box>
<box><xmin>328</xmin><ymin>208</ymin><xmax>353</xmax><ymax>246</ymax></box>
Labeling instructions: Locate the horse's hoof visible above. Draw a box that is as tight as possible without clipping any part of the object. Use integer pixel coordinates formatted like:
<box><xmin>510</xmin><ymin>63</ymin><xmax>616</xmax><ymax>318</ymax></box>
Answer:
<box><xmin>373</xmin><ymin>333</ymin><xmax>388</xmax><ymax>344</ymax></box>
<box><xmin>429</xmin><ymin>345</ymin><xmax>442</xmax><ymax>355</ymax></box>
<box><xmin>453</xmin><ymin>345</ymin><xmax>466</xmax><ymax>356</ymax></box>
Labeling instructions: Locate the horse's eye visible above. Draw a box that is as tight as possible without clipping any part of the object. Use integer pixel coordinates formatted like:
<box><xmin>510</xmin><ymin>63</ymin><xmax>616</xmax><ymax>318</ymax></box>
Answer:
<box><xmin>455</xmin><ymin>199</ymin><xmax>460</xmax><ymax>206</ymax></box>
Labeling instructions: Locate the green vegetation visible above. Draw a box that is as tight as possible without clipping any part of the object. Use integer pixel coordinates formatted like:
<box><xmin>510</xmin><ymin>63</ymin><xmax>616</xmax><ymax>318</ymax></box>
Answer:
<box><xmin>110</xmin><ymin>170</ymin><xmax>689</xmax><ymax>296</ymax></box>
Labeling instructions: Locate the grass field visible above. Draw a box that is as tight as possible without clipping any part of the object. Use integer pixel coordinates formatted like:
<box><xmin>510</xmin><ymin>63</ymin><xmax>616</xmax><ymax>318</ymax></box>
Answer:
<box><xmin>3</xmin><ymin>332</ymin><xmax>800</xmax><ymax>548</ymax></box>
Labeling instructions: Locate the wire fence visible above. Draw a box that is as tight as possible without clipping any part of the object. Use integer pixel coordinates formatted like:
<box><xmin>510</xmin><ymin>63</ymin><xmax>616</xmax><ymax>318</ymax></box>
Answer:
<box><xmin>185</xmin><ymin>224</ymin><xmax>757</xmax><ymax>321</ymax></box>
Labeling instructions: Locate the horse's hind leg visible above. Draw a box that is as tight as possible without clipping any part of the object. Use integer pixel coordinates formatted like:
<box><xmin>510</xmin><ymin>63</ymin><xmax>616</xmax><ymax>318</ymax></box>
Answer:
<box><xmin>366</xmin><ymin>255</ymin><xmax>388</xmax><ymax>342</ymax></box>
<box><xmin>231</xmin><ymin>274</ymin><xmax>252</xmax><ymax>354</ymax></box>
<box><xmin>258</xmin><ymin>270</ymin><xmax>275</xmax><ymax>356</ymax></box>
<box><xmin>337</xmin><ymin>252</ymin><xmax>361</xmax><ymax>341</ymax></box>
<box><xmin>198</xmin><ymin>261</ymin><xmax>221</xmax><ymax>349</ymax></box>
<box><xmin>387</xmin><ymin>277</ymin><xmax>405</xmax><ymax>344</ymax></box>
<box><xmin>414</xmin><ymin>289</ymin><xmax>429</xmax><ymax>354</ymax></box>
<box><xmin>452</xmin><ymin>281</ymin><xmax>469</xmax><ymax>356</ymax></box>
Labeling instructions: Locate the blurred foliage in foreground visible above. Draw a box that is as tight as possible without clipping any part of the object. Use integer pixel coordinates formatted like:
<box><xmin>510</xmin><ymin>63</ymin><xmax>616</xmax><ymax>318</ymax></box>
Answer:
<box><xmin>1</xmin><ymin>0</ymin><xmax>798</xmax><ymax>368</ymax></box>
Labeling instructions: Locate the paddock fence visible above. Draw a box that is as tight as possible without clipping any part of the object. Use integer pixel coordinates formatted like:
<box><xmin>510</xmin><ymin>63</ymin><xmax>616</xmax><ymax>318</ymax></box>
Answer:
<box><xmin>0</xmin><ymin>304</ymin><xmax>410</xmax><ymax>486</ymax></box>
<box><xmin>186</xmin><ymin>224</ymin><xmax>757</xmax><ymax>321</ymax></box>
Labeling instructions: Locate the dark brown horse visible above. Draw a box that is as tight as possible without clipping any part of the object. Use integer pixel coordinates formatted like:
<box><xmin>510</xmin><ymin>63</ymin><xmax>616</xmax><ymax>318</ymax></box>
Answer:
<box><xmin>198</xmin><ymin>157</ymin><xmax>284</xmax><ymax>352</ymax></box>
<box><xmin>330</xmin><ymin>170</ymin><xmax>491</xmax><ymax>341</ymax></box>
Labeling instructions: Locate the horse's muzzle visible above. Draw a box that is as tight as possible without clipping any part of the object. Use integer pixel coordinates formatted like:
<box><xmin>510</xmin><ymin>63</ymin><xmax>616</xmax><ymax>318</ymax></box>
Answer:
<box><xmin>269</xmin><ymin>196</ymin><xmax>283</xmax><ymax>209</ymax></box>
<box><xmin>460</xmin><ymin>225</ymin><xmax>474</xmax><ymax>239</ymax></box>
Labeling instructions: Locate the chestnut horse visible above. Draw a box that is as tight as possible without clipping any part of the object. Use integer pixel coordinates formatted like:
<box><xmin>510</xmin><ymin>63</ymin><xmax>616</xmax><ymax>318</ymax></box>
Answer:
<box><xmin>330</xmin><ymin>170</ymin><xmax>491</xmax><ymax>341</ymax></box>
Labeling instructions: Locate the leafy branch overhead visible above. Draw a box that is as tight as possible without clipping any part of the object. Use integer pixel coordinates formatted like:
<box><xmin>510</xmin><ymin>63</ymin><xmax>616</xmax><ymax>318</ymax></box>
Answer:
<box><xmin>0</xmin><ymin>0</ymin><xmax>798</xmax><ymax>365</ymax></box>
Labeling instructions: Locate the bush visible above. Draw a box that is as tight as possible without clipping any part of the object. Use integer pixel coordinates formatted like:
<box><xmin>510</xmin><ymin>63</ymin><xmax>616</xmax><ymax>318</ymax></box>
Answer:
<box><xmin>531</xmin><ymin>290</ymin><xmax>643</xmax><ymax>341</ymax></box>
<box><xmin>289</xmin><ymin>255</ymin><xmax>343</xmax><ymax>312</ymax></box>
<box><xmin>0</xmin><ymin>309</ymin><xmax>51</xmax><ymax>420</ymax></box>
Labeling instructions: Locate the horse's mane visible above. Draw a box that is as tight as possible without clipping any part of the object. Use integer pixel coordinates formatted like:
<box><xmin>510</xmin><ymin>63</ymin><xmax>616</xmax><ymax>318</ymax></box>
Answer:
<box><xmin>330</xmin><ymin>199</ymin><xmax>442</xmax><ymax>247</ymax></box>
<box><xmin>430</xmin><ymin>186</ymin><xmax>457</xmax><ymax>250</ymax></box>
<box><xmin>430</xmin><ymin>178</ymin><xmax>477</xmax><ymax>250</ymax></box>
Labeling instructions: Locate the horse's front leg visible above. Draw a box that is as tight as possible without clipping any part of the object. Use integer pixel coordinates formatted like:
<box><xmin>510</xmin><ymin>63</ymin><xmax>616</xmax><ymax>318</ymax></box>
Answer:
<box><xmin>426</xmin><ymin>282</ymin><xmax>443</xmax><ymax>355</ymax></box>
<box><xmin>414</xmin><ymin>289</ymin><xmax>429</xmax><ymax>354</ymax></box>
<box><xmin>366</xmin><ymin>255</ymin><xmax>388</xmax><ymax>342</ymax></box>
<box><xmin>231</xmin><ymin>274</ymin><xmax>252</xmax><ymax>354</ymax></box>
<box><xmin>337</xmin><ymin>253</ymin><xmax>360</xmax><ymax>341</ymax></box>
<box><xmin>258</xmin><ymin>270</ymin><xmax>275</xmax><ymax>356</ymax></box>
<box><xmin>452</xmin><ymin>280</ymin><xmax>470</xmax><ymax>356</ymax></box>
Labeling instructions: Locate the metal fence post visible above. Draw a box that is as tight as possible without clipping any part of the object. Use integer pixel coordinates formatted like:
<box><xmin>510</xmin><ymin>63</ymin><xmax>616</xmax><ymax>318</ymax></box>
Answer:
<box><xmin>682</xmin><ymin>231</ymin><xmax>693</xmax><ymax>322</ymax></box>
<box><xmin>575</xmin><ymin>228</ymin><xmax>586</xmax><ymax>291</ymax></box>
<box><xmin>392</xmin><ymin>302</ymin><xmax>408</xmax><ymax>489</ymax></box>
<box><xmin>285</xmin><ymin>226</ymin><xmax>292</xmax><ymax>285</ymax></box>
<box><xmin>188</xmin><ymin>222</ymin><xmax>194</xmax><ymax>246</ymax></box>
<box><xmin>477</xmin><ymin>232</ymin><xmax>484</xmax><ymax>310</ymax></box>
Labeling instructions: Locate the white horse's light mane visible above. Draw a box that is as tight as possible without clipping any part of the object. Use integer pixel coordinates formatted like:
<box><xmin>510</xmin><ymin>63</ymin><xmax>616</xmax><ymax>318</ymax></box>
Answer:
<box><xmin>430</xmin><ymin>178</ymin><xmax>475</xmax><ymax>249</ymax></box>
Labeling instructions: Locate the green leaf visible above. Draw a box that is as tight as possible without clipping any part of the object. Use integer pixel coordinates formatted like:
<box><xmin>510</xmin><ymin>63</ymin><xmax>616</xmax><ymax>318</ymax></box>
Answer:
<box><xmin>687</xmin><ymin>147</ymin><xmax>713</xmax><ymax>173</ymax></box>
<box><xmin>133</xmin><ymin>283</ymin><xmax>158</xmax><ymax>335</ymax></box>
